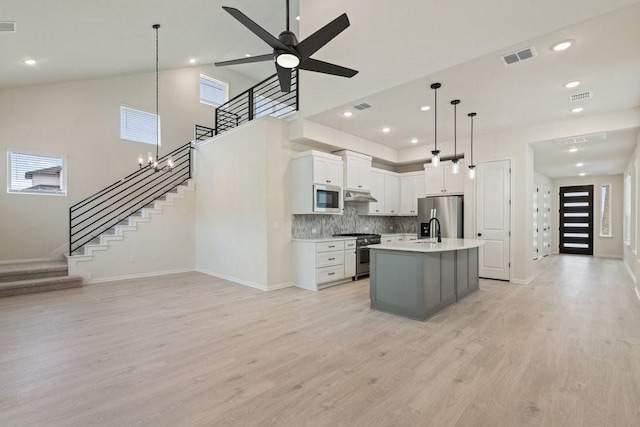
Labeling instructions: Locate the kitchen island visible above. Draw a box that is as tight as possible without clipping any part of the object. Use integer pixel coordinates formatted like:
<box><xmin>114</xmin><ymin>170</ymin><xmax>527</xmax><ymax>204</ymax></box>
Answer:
<box><xmin>369</xmin><ymin>239</ymin><xmax>484</xmax><ymax>321</ymax></box>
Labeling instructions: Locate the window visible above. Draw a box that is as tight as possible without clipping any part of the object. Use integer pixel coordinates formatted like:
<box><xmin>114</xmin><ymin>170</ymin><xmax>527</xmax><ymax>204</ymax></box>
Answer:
<box><xmin>200</xmin><ymin>74</ymin><xmax>228</xmax><ymax>107</ymax></box>
<box><xmin>120</xmin><ymin>106</ymin><xmax>160</xmax><ymax>145</ymax></box>
<box><xmin>600</xmin><ymin>184</ymin><xmax>612</xmax><ymax>237</ymax></box>
<box><xmin>7</xmin><ymin>150</ymin><xmax>67</xmax><ymax>195</ymax></box>
<box><xmin>624</xmin><ymin>174</ymin><xmax>631</xmax><ymax>245</ymax></box>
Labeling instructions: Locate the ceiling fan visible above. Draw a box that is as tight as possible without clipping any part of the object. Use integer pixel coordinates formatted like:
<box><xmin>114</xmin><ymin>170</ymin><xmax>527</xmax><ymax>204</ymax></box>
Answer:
<box><xmin>215</xmin><ymin>0</ymin><xmax>358</xmax><ymax>93</ymax></box>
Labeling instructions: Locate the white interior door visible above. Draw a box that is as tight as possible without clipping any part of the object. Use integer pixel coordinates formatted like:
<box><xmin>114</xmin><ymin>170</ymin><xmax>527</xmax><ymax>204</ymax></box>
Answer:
<box><xmin>533</xmin><ymin>184</ymin><xmax>539</xmax><ymax>260</ymax></box>
<box><xmin>542</xmin><ymin>184</ymin><xmax>551</xmax><ymax>256</ymax></box>
<box><xmin>476</xmin><ymin>160</ymin><xmax>511</xmax><ymax>280</ymax></box>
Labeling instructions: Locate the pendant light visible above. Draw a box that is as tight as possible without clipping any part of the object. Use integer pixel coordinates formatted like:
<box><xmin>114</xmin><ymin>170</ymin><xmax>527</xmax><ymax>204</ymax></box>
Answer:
<box><xmin>450</xmin><ymin>99</ymin><xmax>460</xmax><ymax>174</ymax></box>
<box><xmin>468</xmin><ymin>112</ymin><xmax>477</xmax><ymax>180</ymax></box>
<box><xmin>430</xmin><ymin>83</ymin><xmax>441</xmax><ymax>167</ymax></box>
<box><xmin>138</xmin><ymin>24</ymin><xmax>173</xmax><ymax>173</ymax></box>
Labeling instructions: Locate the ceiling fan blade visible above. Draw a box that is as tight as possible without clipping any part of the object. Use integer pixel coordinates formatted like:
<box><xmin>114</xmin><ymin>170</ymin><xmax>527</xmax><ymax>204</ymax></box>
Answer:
<box><xmin>296</xmin><ymin>13</ymin><xmax>350</xmax><ymax>61</ymax></box>
<box><xmin>276</xmin><ymin>64</ymin><xmax>292</xmax><ymax>93</ymax></box>
<box><xmin>222</xmin><ymin>7</ymin><xmax>294</xmax><ymax>53</ymax></box>
<box><xmin>215</xmin><ymin>53</ymin><xmax>274</xmax><ymax>67</ymax></box>
<box><xmin>299</xmin><ymin>58</ymin><xmax>358</xmax><ymax>78</ymax></box>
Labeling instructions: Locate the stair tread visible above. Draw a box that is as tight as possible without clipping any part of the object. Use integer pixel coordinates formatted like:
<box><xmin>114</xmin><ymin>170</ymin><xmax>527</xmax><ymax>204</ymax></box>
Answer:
<box><xmin>0</xmin><ymin>275</ymin><xmax>83</xmax><ymax>290</ymax></box>
<box><xmin>0</xmin><ymin>261</ymin><xmax>67</xmax><ymax>277</ymax></box>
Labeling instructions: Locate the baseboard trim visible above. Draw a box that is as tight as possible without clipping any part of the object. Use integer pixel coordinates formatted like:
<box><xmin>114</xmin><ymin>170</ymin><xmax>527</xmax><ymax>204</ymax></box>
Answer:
<box><xmin>594</xmin><ymin>254</ymin><xmax>623</xmax><ymax>259</ymax></box>
<box><xmin>511</xmin><ymin>275</ymin><xmax>535</xmax><ymax>285</ymax></box>
<box><xmin>624</xmin><ymin>261</ymin><xmax>637</xmax><ymax>284</ymax></box>
<box><xmin>266</xmin><ymin>281</ymin><xmax>294</xmax><ymax>291</ymax></box>
<box><xmin>88</xmin><ymin>268</ymin><xmax>194</xmax><ymax>284</ymax></box>
<box><xmin>195</xmin><ymin>268</ymin><xmax>268</xmax><ymax>291</ymax></box>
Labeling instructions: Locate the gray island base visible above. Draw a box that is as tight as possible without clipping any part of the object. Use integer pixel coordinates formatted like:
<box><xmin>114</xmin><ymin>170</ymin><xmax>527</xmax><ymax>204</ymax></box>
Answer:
<box><xmin>369</xmin><ymin>239</ymin><xmax>484</xmax><ymax>321</ymax></box>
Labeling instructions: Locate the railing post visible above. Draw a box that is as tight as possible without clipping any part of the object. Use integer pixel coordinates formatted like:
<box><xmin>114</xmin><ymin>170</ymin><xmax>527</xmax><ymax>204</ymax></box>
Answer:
<box><xmin>69</xmin><ymin>207</ymin><xmax>73</xmax><ymax>255</ymax></box>
<box><xmin>248</xmin><ymin>88</ymin><xmax>254</xmax><ymax>122</ymax></box>
<box><xmin>214</xmin><ymin>109</ymin><xmax>219</xmax><ymax>135</ymax></box>
<box><xmin>295</xmin><ymin>68</ymin><xmax>300</xmax><ymax>111</ymax></box>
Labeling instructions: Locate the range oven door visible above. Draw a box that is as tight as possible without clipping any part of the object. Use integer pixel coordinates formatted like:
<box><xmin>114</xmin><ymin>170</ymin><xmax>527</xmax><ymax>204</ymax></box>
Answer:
<box><xmin>356</xmin><ymin>246</ymin><xmax>370</xmax><ymax>276</ymax></box>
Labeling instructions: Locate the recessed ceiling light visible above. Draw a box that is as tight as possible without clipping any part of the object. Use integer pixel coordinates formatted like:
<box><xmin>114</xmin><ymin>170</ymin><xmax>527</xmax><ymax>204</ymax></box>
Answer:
<box><xmin>576</xmin><ymin>163</ymin><xmax>584</xmax><ymax>167</ymax></box>
<box><xmin>189</xmin><ymin>58</ymin><xmax>197</xmax><ymax>64</ymax></box>
<box><xmin>579</xmin><ymin>172</ymin><xmax>586</xmax><ymax>177</ymax></box>
<box><xmin>296</xmin><ymin>16</ymin><xmax>300</xmax><ymax>21</ymax></box>
<box><xmin>551</xmin><ymin>40</ymin><xmax>574</xmax><ymax>52</ymax></box>
<box><xmin>382</xmin><ymin>127</ymin><xmax>391</xmax><ymax>133</ymax></box>
<box><xmin>410</xmin><ymin>138</ymin><xmax>418</xmax><ymax>144</ymax></box>
<box><xmin>245</xmin><ymin>53</ymin><xmax>251</xmax><ymax>57</ymax></box>
<box><xmin>420</xmin><ymin>105</ymin><xmax>431</xmax><ymax>111</ymax></box>
<box><xmin>571</xmin><ymin>107</ymin><xmax>584</xmax><ymax>113</ymax></box>
<box><xmin>343</xmin><ymin>111</ymin><xmax>353</xmax><ymax>118</ymax></box>
<box><xmin>569</xmin><ymin>148</ymin><xmax>578</xmax><ymax>153</ymax></box>
<box><xmin>23</xmin><ymin>58</ymin><xmax>37</xmax><ymax>65</ymax></box>
<box><xmin>564</xmin><ymin>80</ymin><xmax>581</xmax><ymax>89</ymax></box>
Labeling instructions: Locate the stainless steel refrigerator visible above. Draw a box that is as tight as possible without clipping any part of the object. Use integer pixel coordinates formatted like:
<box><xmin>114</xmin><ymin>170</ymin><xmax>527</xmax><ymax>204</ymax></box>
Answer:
<box><xmin>417</xmin><ymin>195</ymin><xmax>464</xmax><ymax>239</ymax></box>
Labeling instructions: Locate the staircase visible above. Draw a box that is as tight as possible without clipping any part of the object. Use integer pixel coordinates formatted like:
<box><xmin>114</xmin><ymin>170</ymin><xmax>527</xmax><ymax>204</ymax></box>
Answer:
<box><xmin>67</xmin><ymin>180</ymin><xmax>194</xmax><ymax>260</ymax></box>
<box><xmin>0</xmin><ymin>261</ymin><xmax>83</xmax><ymax>297</ymax></box>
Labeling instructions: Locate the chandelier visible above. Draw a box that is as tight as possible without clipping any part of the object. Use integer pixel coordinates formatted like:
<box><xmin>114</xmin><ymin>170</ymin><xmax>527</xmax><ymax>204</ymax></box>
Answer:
<box><xmin>138</xmin><ymin>24</ymin><xmax>173</xmax><ymax>172</ymax></box>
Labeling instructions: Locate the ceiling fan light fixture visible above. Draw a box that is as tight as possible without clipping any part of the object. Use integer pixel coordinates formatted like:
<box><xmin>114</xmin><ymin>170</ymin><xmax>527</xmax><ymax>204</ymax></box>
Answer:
<box><xmin>276</xmin><ymin>53</ymin><xmax>300</xmax><ymax>68</ymax></box>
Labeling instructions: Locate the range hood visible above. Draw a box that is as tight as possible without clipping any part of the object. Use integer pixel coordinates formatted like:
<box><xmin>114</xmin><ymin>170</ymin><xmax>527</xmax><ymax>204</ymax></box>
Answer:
<box><xmin>344</xmin><ymin>190</ymin><xmax>377</xmax><ymax>203</ymax></box>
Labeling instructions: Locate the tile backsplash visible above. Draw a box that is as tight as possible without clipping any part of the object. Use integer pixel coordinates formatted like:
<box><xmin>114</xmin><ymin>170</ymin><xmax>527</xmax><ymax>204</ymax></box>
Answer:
<box><xmin>292</xmin><ymin>202</ymin><xmax>417</xmax><ymax>239</ymax></box>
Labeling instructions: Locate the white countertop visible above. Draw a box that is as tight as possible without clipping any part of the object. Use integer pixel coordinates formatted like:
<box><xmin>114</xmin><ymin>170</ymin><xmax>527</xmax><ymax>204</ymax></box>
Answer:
<box><xmin>292</xmin><ymin>237</ymin><xmax>357</xmax><ymax>243</ymax></box>
<box><xmin>370</xmin><ymin>238</ymin><xmax>485</xmax><ymax>253</ymax></box>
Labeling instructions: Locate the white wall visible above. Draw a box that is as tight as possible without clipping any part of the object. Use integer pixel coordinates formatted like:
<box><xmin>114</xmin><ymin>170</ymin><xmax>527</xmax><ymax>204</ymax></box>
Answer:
<box><xmin>0</xmin><ymin>65</ymin><xmax>255</xmax><ymax>261</ymax></box>
<box><xmin>551</xmin><ymin>174</ymin><xmax>624</xmax><ymax>258</ymax></box>
<box><xmin>194</xmin><ymin>117</ymin><xmax>294</xmax><ymax>291</ymax></box>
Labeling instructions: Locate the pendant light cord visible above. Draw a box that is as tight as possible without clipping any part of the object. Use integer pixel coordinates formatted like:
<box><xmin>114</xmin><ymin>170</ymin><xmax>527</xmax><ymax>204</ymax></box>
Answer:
<box><xmin>434</xmin><ymin>87</ymin><xmax>437</xmax><ymax>151</ymax></box>
<box><xmin>286</xmin><ymin>0</ymin><xmax>290</xmax><ymax>32</ymax></box>
<box><xmin>154</xmin><ymin>24</ymin><xmax>160</xmax><ymax>161</ymax></box>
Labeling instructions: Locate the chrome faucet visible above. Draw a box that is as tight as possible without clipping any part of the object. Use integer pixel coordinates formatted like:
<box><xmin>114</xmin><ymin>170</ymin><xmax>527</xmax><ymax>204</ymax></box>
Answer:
<box><xmin>427</xmin><ymin>217</ymin><xmax>442</xmax><ymax>243</ymax></box>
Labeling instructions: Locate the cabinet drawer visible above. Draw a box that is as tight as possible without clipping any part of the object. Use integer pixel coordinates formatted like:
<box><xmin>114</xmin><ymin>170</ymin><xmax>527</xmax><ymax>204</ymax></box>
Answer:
<box><xmin>317</xmin><ymin>264</ymin><xmax>344</xmax><ymax>284</ymax></box>
<box><xmin>317</xmin><ymin>250</ymin><xmax>344</xmax><ymax>268</ymax></box>
<box><xmin>344</xmin><ymin>240</ymin><xmax>356</xmax><ymax>249</ymax></box>
<box><xmin>317</xmin><ymin>241</ymin><xmax>344</xmax><ymax>252</ymax></box>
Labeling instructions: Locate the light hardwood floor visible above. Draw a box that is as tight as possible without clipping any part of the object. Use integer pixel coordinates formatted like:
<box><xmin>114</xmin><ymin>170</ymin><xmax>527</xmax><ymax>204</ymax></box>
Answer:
<box><xmin>1</xmin><ymin>255</ymin><xmax>639</xmax><ymax>426</ymax></box>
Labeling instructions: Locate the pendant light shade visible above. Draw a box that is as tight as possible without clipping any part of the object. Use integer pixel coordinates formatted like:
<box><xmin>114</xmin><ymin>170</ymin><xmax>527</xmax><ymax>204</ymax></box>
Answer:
<box><xmin>451</xmin><ymin>99</ymin><xmax>460</xmax><ymax>175</ymax></box>
<box><xmin>468</xmin><ymin>112</ymin><xmax>477</xmax><ymax>180</ymax></box>
<box><xmin>430</xmin><ymin>83</ymin><xmax>441</xmax><ymax>167</ymax></box>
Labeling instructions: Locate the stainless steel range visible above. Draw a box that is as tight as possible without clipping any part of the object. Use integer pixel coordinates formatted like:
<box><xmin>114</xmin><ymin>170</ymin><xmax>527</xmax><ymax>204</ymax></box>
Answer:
<box><xmin>333</xmin><ymin>233</ymin><xmax>381</xmax><ymax>279</ymax></box>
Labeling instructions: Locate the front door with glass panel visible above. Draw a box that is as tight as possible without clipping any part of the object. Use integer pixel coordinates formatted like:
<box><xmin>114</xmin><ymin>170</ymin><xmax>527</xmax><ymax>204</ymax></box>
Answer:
<box><xmin>559</xmin><ymin>185</ymin><xmax>594</xmax><ymax>255</ymax></box>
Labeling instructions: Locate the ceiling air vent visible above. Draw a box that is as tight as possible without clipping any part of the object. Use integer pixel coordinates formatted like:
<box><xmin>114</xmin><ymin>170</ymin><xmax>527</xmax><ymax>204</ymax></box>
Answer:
<box><xmin>353</xmin><ymin>102</ymin><xmax>372</xmax><ymax>111</ymax></box>
<box><xmin>569</xmin><ymin>91</ymin><xmax>593</xmax><ymax>102</ymax></box>
<box><xmin>0</xmin><ymin>21</ymin><xmax>16</xmax><ymax>32</ymax></box>
<box><xmin>501</xmin><ymin>47</ymin><xmax>537</xmax><ymax>65</ymax></box>
<box><xmin>553</xmin><ymin>132</ymin><xmax>607</xmax><ymax>146</ymax></box>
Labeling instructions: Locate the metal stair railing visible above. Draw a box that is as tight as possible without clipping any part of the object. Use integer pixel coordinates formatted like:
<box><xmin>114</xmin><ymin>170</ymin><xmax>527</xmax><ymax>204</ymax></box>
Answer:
<box><xmin>215</xmin><ymin>69</ymin><xmax>298</xmax><ymax>136</ymax></box>
<box><xmin>68</xmin><ymin>125</ymin><xmax>214</xmax><ymax>255</ymax></box>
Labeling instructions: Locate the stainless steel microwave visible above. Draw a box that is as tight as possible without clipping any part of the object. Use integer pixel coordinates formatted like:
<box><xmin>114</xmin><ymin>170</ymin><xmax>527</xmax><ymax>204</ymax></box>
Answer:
<box><xmin>313</xmin><ymin>184</ymin><xmax>342</xmax><ymax>213</ymax></box>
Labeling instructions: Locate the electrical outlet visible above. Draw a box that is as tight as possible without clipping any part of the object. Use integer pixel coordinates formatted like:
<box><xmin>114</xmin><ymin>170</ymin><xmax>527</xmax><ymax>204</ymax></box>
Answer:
<box><xmin>311</xmin><ymin>228</ymin><xmax>317</xmax><ymax>234</ymax></box>
<box><xmin>129</xmin><ymin>255</ymin><xmax>135</xmax><ymax>263</ymax></box>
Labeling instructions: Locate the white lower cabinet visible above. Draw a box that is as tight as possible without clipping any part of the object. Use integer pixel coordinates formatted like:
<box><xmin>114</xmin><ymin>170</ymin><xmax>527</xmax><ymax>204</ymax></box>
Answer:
<box><xmin>293</xmin><ymin>239</ymin><xmax>356</xmax><ymax>291</ymax></box>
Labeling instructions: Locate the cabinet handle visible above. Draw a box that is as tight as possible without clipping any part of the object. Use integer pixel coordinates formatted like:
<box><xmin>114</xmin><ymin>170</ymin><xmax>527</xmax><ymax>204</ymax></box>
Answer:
<box><xmin>328</xmin><ymin>245</ymin><xmax>335</xmax><ymax>248</ymax></box>
<box><xmin>358</xmin><ymin>185</ymin><xmax>362</xmax><ymax>188</ymax></box>
<box><xmin>328</xmin><ymin>258</ymin><xmax>335</xmax><ymax>261</ymax></box>
<box><xmin>328</xmin><ymin>272</ymin><xmax>335</xmax><ymax>276</ymax></box>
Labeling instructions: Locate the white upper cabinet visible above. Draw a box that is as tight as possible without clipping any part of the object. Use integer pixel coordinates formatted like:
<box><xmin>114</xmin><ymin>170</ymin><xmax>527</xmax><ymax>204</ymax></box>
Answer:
<box><xmin>313</xmin><ymin>156</ymin><xmax>343</xmax><ymax>186</ymax></box>
<box><xmin>335</xmin><ymin>150</ymin><xmax>373</xmax><ymax>191</ymax></box>
<box><xmin>399</xmin><ymin>172</ymin><xmax>426</xmax><ymax>216</ymax></box>
<box><xmin>424</xmin><ymin>160</ymin><xmax>464</xmax><ymax>196</ymax></box>
<box><xmin>367</xmin><ymin>171</ymin><xmax>385</xmax><ymax>214</ymax></box>
<box><xmin>358</xmin><ymin>168</ymin><xmax>399</xmax><ymax>216</ymax></box>
<box><xmin>384</xmin><ymin>174</ymin><xmax>399</xmax><ymax>215</ymax></box>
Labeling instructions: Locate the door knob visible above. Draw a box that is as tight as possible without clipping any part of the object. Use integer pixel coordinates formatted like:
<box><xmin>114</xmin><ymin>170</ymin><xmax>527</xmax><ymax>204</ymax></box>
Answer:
<box><xmin>477</xmin><ymin>233</ymin><xmax>482</xmax><ymax>237</ymax></box>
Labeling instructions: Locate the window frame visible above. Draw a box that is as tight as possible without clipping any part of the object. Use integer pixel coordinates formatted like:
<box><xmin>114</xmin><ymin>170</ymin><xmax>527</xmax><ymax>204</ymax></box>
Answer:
<box><xmin>120</xmin><ymin>105</ymin><xmax>161</xmax><ymax>146</ymax></box>
<box><xmin>599</xmin><ymin>183</ymin><xmax>613</xmax><ymax>238</ymax></box>
<box><xmin>199</xmin><ymin>74</ymin><xmax>228</xmax><ymax>107</ymax></box>
<box><xmin>6</xmin><ymin>148</ymin><xmax>67</xmax><ymax>196</ymax></box>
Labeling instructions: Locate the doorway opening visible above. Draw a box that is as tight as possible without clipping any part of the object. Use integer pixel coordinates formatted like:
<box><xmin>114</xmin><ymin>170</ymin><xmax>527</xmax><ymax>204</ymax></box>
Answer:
<box><xmin>559</xmin><ymin>185</ymin><xmax>594</xmax><ymax>255</ymax></box>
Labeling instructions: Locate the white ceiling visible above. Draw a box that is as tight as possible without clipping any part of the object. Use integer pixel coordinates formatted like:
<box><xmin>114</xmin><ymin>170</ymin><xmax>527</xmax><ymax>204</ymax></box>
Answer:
<box><xmin>2</xmin><ymin>0</ymin><xmax>640</xmax><ymax>179</ymax></box>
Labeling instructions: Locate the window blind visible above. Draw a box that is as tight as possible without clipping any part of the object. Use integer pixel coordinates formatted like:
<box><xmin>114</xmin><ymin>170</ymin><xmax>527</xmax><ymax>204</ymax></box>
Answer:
<box><xmin>200</xmin><ymin>75</ymin><xmax>227</xmax><ymax>107</ymax></box>
<box><xmin>7</xmin><ymin>151</ymin><xmax>66</xmax><ymax>195</ymax></box>
<box><xmin>120</xmin><ymin>106</ymin><xmax>160</xmax><ymax>145</ymax></box>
